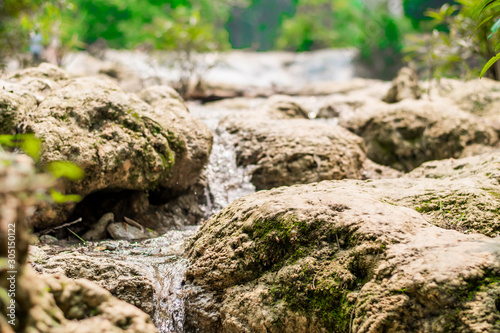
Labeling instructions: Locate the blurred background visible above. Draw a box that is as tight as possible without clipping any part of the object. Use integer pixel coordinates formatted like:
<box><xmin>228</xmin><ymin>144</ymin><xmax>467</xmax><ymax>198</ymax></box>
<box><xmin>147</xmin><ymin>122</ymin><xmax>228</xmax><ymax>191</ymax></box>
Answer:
<box><xmin>0</xmin><ymin>0</ymin><xmax>497</xmax><ymax>88</ymax></box>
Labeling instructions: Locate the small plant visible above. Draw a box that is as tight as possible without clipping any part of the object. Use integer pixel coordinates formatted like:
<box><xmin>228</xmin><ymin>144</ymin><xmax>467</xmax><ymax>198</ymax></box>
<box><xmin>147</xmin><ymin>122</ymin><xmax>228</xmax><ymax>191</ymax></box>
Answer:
<box><xmin>0</xmin><ymin>134</ymin><xmax>84</xmax><ymax>203</ymax></box>
<box><xmin>148</xmin><ymin>6</ymin><xmax>224</xmax><ymax>98</ymax></box>
<box><xmin>405</xmin><ymin>0</ymin><xmax>500</xmax><ymax>80</ymax></box>
<box><xmin>473</xmin><ymin>0</ymin><xmax>500</xmax><ymax>77</ymax></box>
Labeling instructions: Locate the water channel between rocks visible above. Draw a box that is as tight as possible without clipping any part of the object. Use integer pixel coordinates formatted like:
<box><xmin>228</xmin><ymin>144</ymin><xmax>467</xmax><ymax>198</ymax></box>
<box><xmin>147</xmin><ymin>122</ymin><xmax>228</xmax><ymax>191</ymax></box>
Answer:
<box><xmin>152</xmin><ymin>104</ymin><xmax>258</xmax><ymax>332</ymax></box>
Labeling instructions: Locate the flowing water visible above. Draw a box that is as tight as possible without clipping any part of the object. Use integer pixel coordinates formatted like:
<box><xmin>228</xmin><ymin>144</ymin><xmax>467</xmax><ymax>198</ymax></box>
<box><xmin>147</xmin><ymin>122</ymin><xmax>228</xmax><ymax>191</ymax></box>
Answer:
<box><xmin>152</xmin><ymin>103</ymin><xmax>261</xmax><ymax>332</ymax></box>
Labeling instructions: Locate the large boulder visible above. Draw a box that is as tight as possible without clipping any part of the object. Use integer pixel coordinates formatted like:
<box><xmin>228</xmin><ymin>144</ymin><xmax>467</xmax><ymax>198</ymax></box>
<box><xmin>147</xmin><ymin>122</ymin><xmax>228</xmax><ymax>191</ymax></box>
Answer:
<box><xmin>220</xmin><ymin>114</ymin><xmax>399</xmax><ymax>190</ymax></box>
<box><xmin>341</xmin><ymin>99</ymin><xmax>498</xmax><ymax>172</ymax></box>
<box><xmin>185</xmin><ymin>180</ymin><xmax>500</xmax><ymax>333</ymax></box>
<box><xmin>0</xmin><ymin>64</ymin><xmax>212</xmax><ymax>230</ymax></box>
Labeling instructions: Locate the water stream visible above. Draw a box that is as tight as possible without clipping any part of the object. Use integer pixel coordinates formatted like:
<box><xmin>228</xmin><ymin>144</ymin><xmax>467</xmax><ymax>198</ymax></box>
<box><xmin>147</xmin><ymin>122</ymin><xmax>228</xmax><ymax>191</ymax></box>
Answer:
<box><xmin>152</xmin><ymin>103</ymin><xmax>258</xmax><ymax>332</ymax></box>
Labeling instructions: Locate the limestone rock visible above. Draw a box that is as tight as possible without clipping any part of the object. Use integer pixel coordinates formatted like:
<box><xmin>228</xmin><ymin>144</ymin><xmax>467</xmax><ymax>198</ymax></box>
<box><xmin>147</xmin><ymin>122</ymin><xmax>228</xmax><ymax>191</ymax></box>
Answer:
<box><xmin>263</xmin><ymin>95</ymin><xmax>310</xmax><ymax>119</ymax></box>
<box><xmin>32</xmin><ymin>252</ymin><xmax>155</xmax><ymax>316</ymax></box>
<box><xmin>220</xmin><ymin>116</ymin><xmax>367</xmax><ymax>190</ymax></box>
<box><xmin>21</xmin><ymin>269</ymin><xmax>158</xmax><ymax>333</ymax></box>
<box><xmin>434</xmin><ymin>78</ymin><xmax>500</xmax><ymax>135</ymax></box>
<box><xmin>185</xmin><ymin>180</ymin><xmax>500</xmax><ymax>333</ymax></box>
<box><xmin>139</xmin><ymin>85</ymin><xmax>213</xmax><ymax>192</ymax></box>
<box><xmin>407</xmin><ymin>151</ymin><xmax>500</xmax><ymax>184</ymax></box>
<box><xmin>7</xmin><ymin>62</ymin><xmax>69</xmax><ymax>82</ymax></box>
<box><xmin>382</xmin><ymin>66</ymin><xmax>421</xmax><ymax>103</ymax></box>
<box><xmin>0</xmin><ymin>66</ymin><xmax>212</xmax><ymax>230</ymax></box>
<box><xmin>341</xmin><ymin>99</ymin><xmax>498</xmax><ymax>172</ymax></box>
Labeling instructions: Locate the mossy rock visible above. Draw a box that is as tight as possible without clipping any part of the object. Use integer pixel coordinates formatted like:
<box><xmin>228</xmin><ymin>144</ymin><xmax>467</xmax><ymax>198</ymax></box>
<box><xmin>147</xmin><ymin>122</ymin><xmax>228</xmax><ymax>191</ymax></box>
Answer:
<box><xmin>185</xmin><ymin>181</ymin><xmax>500</xmax><ymax>332</ymax></box>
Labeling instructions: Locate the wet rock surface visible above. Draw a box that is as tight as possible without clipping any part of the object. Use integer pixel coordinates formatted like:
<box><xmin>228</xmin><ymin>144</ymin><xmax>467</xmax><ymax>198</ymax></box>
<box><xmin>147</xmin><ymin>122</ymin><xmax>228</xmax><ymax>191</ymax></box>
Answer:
<box><xmin>30</xmin><ymin>228</ymin><xmax>197</xmax><ymax>331</ymax></box>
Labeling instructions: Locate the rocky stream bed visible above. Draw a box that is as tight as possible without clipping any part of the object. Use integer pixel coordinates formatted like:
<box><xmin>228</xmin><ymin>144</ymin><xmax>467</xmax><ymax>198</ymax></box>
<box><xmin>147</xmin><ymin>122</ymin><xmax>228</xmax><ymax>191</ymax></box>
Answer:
<box><xmin>2</xmin><ymin>51</ymin><xmax>500</xmax><ymax>333</ymax></box>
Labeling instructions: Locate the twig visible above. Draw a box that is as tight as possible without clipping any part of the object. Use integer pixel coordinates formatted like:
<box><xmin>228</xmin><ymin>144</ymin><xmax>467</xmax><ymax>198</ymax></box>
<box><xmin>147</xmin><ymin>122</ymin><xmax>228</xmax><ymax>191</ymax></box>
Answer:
<box><xmin>67</xmin><ymin>228</ymin><xmax>86</xmax><ymax>244</ymax></box>
<box><xmin>312</xmin><ymin>271</ymin><xmax>320</xmax><ymax>290</ymax></box>
<box><xmin>39</xmin><ymin>218</ymin><xmax>83</xmax><ymax>234</ymax></box>
<box><xmin>124</xmin><ymin>216</ymin><xmax>145</xmax><ymax>233</ymax></box>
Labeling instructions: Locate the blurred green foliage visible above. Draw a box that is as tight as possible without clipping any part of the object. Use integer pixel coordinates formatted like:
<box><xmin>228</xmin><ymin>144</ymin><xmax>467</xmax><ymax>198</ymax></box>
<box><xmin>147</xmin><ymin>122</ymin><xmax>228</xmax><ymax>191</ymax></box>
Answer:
<box><xmin>405</xmin><ymin>0</ymin><xmax>500</xmax><ymax>80</ymax></box>
<box><xmin>356</xmin><ymin>2</ymin><xmax>415</xmax><ymax>80</ymax></box>
<box><xmin>276</xmin><ymin>0</ymin><xmax>363</xmax><ymax>51</ymax></box>
<box><xmin>61</xmin><ymin>0</ymin><xmax>245</xmax><ymax>50</ymax></box>
<box><xmin>4</xmin><ymin>0</ymin><xmax>492</xmax><ymax>81</ymax></box>
<box><xmin>227</xmin><ymin>0</ymin><xmax>296</xmax><ymax>51</ymax></box>
<box><xmin>403</xmin><ymin>0</ymin><xmax>456</xmax><ymax>28</ymax></box>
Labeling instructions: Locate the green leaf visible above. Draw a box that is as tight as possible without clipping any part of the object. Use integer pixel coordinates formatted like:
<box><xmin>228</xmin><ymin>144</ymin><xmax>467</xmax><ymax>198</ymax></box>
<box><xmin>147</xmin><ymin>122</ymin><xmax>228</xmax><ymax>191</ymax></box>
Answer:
<box><xmin>472</xmin><ymin>15</ymin><xmax>494</xmax><ymax>36</ymax></box>
<box><xmin>0</xmin><ymin>135</ymin><xmax>15</xmax><ymax>147</ymax></box>
<box><xmin>50</xmin><ymin>189</ymin><xmax>81</xmax><ymax>203</ymax></box>
<box><xmin>47</xmin><ymin>161</ymin><xmax>84</xmax><ymax>180</ymax></box>
<box><xmin>20</xmin><ymin>134</ymin><xmax>41</xmax><ymax>161</ymax></box>
<box><xmin>490</xmin><ymin>18</ymin><xmax>500</xmax><ymax>39</ymax></box>
<box><xmin>480</xmin><ymin>52</ymin><xmax>500</xmax><ymax>77</ymax></box>
<box><xmin>475</xmin><ymin>0</ymin><xmax>497</xmax><ymax>17</ymax></box>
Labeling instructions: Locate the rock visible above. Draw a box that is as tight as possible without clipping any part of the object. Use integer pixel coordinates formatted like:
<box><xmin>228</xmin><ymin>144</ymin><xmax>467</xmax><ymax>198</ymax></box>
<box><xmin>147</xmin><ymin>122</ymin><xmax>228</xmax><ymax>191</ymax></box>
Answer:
<box><xmin>220</xmin><ymin>116</ymin><xmax>368</xmax><ymax>190</ymax></box>
<box><xmin>7</xmin><ymin>62</ymin><xmax>70</xmax><ymax>82</ymax></box>
<box><xmin>139</xmin><ymin>85</ymin><xmax>213</xmax><ymax>193</ymax></box>
<box><xmin>138</xmin><ymin>85</ymin><xmax>185</xmax><ymax>107</ymax></box>
<box><xmin>21</xmin><ymin>269</ymin><xmax>158</xmax><ymax>333</ymax></box>
<box><xmin>0</xmin><ymin>88</ymin><xmax>38</xmax><ymax>134</ymax></box>
<box><xmin>406</xmin><ymin>151</ymin><xmax>500</xmax><ymax>184</ymax></box>
<box><xmin>262</xmin><ymin>95</ymin><xmax>310</xmax><ymax>119</ymax></box>
<box><xmin>185</xmin><ymin>180</ymin><xmax>500</xmax><ymax>333</ymax></box>
<box><xmin>39</xmin><ymin>234</ymin><xmax>59</xmax><ymax>244</ymax></box>
<box><xmin>0</xmin><ymin>150</ymin><xmax>157</xmax><ymax>333</ymax></box>
<box><xmin>434</xmin><ymin>78</ymin><xmax>500</xmax><ymax>135</ymax></box>
<box><xmin>32</xmin><ymin>252</ymin><xmax>155</xmax><ymax>316</ymax></box>
<box><xmin>20</xmin><ymin>76</ymin><xmax>183</xmax><ymax>229</ymax></box>
<box><xmin>83</xmin><ymin>212</ymin><xmax>114</xmax><ymax>240</ymax></box>
<box><xmin>107</xmin><ymin>221</ymin><xmax>155</xmax><ymax>240</ymax></box>
<box><xmin>1</xmin><ymin>66</ymin><xmax>212</xmax><ymax>230</ymax></box>
<box><xmin>316</xmin><ymin>95</ymin><xmax>374</xmax><ymax>119</ymax></box>
<box><xmin>382</xmin><ymin>66</ymin><xmax>421</xmax><ymax>103</ymax></box>
<box><xmin>341</xmin><ymin>99</ymin><xmax>498</xmax><ymax>172</ymax></box>
<box><xmin>361</xmin><ymin>158</ymin><xmax>403</xmax><ymax>180</ymax></box>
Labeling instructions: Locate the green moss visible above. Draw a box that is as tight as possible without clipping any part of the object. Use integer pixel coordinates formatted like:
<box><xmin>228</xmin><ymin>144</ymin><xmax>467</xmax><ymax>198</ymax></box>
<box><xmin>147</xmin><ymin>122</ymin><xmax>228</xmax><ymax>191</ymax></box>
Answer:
<box><xmin>246</xmin><ymin>213</ymin><xmax>382</xmax><ymax>332</ymax></box>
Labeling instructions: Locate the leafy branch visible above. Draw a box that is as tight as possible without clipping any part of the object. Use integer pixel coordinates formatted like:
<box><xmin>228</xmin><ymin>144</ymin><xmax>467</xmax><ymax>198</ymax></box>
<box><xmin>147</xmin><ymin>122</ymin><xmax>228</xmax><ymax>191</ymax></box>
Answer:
<box><xmin>473</xmin><ymin>0</ymin><xmax>500</xmax><ymax>77</ymax></box>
